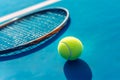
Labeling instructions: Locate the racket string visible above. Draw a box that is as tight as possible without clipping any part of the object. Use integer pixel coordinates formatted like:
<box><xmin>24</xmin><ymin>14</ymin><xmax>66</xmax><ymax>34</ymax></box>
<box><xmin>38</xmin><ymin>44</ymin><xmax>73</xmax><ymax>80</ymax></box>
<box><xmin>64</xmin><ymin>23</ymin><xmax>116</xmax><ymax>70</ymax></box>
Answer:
<box><xmin>0</xmin><ymin>9</ymin><xmax>67</xmax><ymax>51</ymax></box>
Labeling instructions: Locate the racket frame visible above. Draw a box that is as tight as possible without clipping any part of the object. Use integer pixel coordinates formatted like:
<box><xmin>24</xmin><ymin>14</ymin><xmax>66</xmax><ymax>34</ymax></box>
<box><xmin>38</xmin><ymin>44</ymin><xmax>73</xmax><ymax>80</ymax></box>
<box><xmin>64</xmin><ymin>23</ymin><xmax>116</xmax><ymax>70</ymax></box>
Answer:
<box><xmin>0</xmin><ymin>7</ymin><xmax>69</xmax><ymax>54</ymax></box>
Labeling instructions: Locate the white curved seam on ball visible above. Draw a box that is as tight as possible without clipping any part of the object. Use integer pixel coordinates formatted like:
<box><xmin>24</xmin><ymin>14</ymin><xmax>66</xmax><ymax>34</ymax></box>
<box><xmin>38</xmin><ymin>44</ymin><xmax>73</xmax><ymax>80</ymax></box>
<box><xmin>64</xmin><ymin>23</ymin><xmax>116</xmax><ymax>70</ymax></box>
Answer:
<box><xmin>61</xmin><ymin>42</ymin><xmax>72</xmax><ymax>60</ymax></box>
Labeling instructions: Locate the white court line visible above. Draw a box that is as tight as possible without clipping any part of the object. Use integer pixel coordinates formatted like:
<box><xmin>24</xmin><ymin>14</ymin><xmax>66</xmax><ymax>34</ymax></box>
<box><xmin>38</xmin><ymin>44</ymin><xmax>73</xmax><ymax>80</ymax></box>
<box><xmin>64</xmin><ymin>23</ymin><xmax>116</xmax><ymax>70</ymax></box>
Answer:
<box><xmin>0</xmin><ymin>0</ymin><xmax>60</xmax><ymax>23</ymax></box>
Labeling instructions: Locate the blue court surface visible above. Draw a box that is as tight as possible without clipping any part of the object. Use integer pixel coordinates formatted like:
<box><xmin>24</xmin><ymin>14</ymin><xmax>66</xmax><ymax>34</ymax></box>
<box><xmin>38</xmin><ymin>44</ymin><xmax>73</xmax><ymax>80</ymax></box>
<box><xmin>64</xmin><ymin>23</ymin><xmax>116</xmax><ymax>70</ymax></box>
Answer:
<box><xmin>0</xmin><ymin>0</ymin><xmax>120</xmax><ymax>80</ymax></box>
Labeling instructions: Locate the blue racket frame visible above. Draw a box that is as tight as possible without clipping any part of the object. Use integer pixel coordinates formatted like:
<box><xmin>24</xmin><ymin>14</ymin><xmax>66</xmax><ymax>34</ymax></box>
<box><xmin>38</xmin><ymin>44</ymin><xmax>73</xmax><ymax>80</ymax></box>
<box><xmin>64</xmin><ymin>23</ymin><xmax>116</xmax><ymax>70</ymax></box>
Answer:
<box><xmin>0</xmin><ymin>7</ymin><xmax>69</xmax><ymax>54</ymax></box>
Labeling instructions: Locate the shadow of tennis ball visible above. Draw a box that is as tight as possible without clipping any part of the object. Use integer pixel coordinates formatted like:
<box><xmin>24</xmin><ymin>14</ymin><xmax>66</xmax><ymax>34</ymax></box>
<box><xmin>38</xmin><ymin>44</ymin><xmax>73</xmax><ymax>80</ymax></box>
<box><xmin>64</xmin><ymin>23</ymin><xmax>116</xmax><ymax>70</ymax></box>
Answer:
<box><xmin>64</xmin><ymin>59</ymin><xmax>92</xmax><ymax>80</ymax></box>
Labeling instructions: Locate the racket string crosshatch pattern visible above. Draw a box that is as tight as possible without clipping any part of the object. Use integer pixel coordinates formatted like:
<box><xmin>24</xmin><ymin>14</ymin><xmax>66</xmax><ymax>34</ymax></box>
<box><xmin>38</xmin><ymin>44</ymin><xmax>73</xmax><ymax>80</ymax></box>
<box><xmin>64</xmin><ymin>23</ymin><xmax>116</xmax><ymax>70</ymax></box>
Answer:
<box><xmin>0</xmin><ymin>8</ymin><xmax>69</xmax><ymax>57</ymax></box>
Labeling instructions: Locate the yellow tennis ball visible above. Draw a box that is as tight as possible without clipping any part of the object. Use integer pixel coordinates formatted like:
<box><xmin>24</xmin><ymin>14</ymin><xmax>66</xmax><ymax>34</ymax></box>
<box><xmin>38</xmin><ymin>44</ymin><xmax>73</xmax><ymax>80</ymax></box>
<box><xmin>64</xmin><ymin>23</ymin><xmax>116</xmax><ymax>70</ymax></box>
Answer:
<box><xmin>58</xmin><ymin>36</ymin><xmax>83</xmax><ymax>60</ymax></box>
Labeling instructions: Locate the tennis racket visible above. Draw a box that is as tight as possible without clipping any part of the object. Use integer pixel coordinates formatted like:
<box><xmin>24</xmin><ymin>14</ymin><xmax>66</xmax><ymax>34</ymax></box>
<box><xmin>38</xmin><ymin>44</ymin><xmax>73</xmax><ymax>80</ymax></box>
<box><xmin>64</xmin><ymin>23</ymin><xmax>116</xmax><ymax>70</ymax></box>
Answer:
<box><xmin>0</xmin><ymin>7</ymin><xmax>69</xmax><ymax>55</ymax></box>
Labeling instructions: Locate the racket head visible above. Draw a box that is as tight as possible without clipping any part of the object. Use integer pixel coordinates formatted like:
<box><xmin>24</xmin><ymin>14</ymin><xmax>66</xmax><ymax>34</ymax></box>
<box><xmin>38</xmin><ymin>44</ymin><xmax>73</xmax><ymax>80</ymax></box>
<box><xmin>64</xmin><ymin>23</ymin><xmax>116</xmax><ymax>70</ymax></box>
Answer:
<box><xmin>0</xmin><ymin>7</ymin><xmax>69</xmax><ymax>54</ymax></box>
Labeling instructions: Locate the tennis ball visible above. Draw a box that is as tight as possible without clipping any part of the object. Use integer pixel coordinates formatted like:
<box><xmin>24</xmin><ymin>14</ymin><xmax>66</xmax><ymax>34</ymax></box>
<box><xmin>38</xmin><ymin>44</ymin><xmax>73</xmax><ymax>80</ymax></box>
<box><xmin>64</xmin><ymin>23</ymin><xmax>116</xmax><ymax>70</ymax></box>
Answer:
<box><xmin>58</xmin><ymin>36</ymin><xmax>83</xmax><ymax>60</ymax></box>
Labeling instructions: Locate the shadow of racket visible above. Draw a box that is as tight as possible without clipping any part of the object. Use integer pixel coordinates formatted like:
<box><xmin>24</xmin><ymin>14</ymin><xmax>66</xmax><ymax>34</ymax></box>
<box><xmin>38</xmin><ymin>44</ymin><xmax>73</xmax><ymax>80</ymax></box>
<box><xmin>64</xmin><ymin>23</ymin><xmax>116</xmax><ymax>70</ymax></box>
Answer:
<box><xmin>0</xmin><ymin>8</ymin><xmax>70</xmax><ymax>61</ymax></box>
